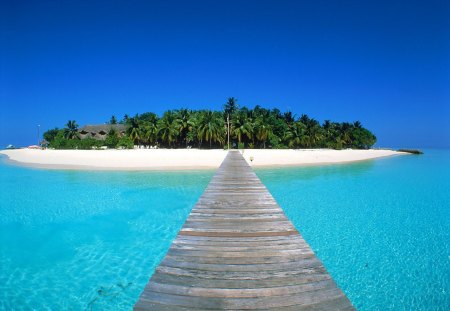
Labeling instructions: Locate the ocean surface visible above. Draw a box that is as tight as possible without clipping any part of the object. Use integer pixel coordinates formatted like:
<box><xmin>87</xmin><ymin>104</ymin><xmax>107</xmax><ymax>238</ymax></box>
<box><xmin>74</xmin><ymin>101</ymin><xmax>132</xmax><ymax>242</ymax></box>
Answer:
<box><xmin>257</xmin><ymin>150</ymin><xmax>450</xmax><ymax>310</ymax></box>
<box><xmin>1</xmin><ymin>150</ymin><xmax>449</xmax><ymax>310</ymax></box>
<box><xmin>0</xmin><ymin>160</ymin><xmax>213</xmax><ymax>310</ymax></box>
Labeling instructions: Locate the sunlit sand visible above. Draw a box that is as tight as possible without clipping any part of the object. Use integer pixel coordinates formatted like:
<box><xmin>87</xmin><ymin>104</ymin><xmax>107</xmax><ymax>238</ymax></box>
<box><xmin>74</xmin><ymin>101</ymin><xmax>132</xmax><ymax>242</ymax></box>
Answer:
<box><xmin>0</xmin><ymin>148</ymin><xmax>404</xmax><ymax>170</ymax></box>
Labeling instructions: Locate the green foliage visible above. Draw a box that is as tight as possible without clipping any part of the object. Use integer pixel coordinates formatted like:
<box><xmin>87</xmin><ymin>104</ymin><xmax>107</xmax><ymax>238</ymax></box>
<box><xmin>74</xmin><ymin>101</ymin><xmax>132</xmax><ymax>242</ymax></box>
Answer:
<box><xmin>175</xmin><ymin>109</ymin><xmax>195</xmax><ymax>147</ymax></box>
<box><xmin>232</xmin><ymin>109</ymin><xmax>253</xmax><ymax>146</ymax></box>
<box><xmin>224</xmin><ymin>97</ymin><xmax>238</xmax><ymax>116</ymax></box>
<box><xmin>137</xmin><ymin>112</ymin><xmax>158</xmax><ymax>124</ymax></box>
<box><xmin>117</xmin><ymin>136</ymin><xmax>134</xmax><ymax>149</ymax></box>
<box><xmin>64</xmin><ymin>120</ymin><xmax>80</xmax><ymax>139</ymax></box>
<box><xmin>269</xmin><ymin>135</ymin><xmax>283</xmax><ymax>149</ymax></box>
<box><xmin>196</xmin><ymin>110</ymin><xmax>225</xmax><ymax>148</ymax></box>
<box><xmin>351</xmin><ymin>128</ymin><xmax>376</xmax><ymax>149</ymax></box>
<box><xmin>49</xmin><ymin>131</ymin><xmax>101</xmax><ymax>149</ymax></box>
<box><xmin>126</xmin><ymin>115</ymin><xmax>141</xmax><ymax>145</ymax></box>
<box><xmin>76</xmin><ymin>138</ymin><xmax>102</xmax><ymax>150</ymax></box>
<box><xmin>43</xmin><ymin>128</ymin><xmax>60</xmax><ymax>143</ymax></box>
<box><xmin>52</xmin><ymin>99</ymin><xmax>377</xmax><ymax>150</ymax></box>
<box><xmin>157</xmin><ymin>111</ymin><xmax>178</xmax><ymax>147</ymax></box>
<box><xmin>105</xmin><ymin>129</ymin><xmax>119</xmax><ymax>148</ymax></box>
<box><xmin>49</xmin><ymin>131</ymin><xmax>66</xmax><ymax>149</ymax></box>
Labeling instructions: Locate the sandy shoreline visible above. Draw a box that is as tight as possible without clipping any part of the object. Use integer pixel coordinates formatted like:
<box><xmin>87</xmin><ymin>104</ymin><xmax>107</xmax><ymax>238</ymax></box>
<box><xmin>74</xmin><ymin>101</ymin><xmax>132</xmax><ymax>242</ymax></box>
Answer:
<box><xmin>0</xmin><ymin>149</ymin><xmax>404</xmax><ymax>170</ymax></box>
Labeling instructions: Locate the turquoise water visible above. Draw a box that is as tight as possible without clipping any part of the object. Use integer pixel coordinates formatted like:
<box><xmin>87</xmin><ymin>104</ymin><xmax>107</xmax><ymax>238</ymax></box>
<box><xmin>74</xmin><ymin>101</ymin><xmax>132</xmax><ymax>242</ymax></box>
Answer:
<box><xmin>1</xmin><ymin>151</ymin><xmax>449</xmax><ymax>310</ymax></box>
<box><xmin>256</xmin><ymin>150</ymin><xmax>450</xmax><ymax>310</ymax></box>
<box><xmin>0</xmin><ymin>159</ymin><xmax>213</xmax><ymax>310</ymax></box>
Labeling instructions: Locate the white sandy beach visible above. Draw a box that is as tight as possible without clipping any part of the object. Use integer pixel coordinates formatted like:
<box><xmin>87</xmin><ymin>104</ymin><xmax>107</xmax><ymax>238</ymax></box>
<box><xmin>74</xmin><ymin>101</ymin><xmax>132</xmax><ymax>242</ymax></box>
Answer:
<box><xmin>0</xmin><ymin>148</ymin><xmax>403</xmax><ymax>170</ymax></box>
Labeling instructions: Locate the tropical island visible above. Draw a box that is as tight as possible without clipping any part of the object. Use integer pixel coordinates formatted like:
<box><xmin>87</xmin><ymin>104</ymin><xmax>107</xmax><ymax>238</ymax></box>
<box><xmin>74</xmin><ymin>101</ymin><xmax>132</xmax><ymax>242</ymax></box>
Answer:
<box><xmin>0</xmin><ymin>98</ymin><xmax>403</xmax><ymax>170</ymax></box>
<box><xmin>42</xmin><ymin>98</ymin><xmax>377</xmax><ymax>150</ymax></box>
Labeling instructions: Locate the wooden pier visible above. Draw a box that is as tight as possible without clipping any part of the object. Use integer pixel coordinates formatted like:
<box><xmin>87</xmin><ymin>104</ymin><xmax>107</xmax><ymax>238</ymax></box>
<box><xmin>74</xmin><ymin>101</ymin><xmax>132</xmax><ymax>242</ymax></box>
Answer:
<box><xmin>135</xmin><ymin>151</ymin><xmax>354</xmax><ymax>310</ymax></box>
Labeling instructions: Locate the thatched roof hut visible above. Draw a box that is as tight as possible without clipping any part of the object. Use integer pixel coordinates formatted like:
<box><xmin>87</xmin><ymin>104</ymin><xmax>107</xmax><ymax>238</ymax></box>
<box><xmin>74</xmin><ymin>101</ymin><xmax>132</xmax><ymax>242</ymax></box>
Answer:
<box><xmin>78</xmin><ymin>124</ymin><xmax>127</xmax><ymax>140</ymax></box>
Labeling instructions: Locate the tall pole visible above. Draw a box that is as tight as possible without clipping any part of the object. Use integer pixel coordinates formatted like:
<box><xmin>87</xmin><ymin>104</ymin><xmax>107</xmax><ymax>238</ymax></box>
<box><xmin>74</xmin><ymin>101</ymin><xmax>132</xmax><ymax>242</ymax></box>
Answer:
<box><xmin>37</xmin><ymin>125</ymin><xmax>40</xmax><ymax>146</ymax></box>
<box><xmin>227</xmin><ymin>114</ymin><xmax>230</xmax><ymax>150</ymax></box>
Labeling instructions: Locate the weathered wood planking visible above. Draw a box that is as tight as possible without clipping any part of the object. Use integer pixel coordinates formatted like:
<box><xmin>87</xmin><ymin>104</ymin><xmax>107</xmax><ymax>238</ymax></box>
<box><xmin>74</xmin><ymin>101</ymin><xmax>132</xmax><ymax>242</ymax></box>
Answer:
<box><xmin>134</xmin><ymin>151</ymin><xmax>354</xmax><ymax>310</ymax></box>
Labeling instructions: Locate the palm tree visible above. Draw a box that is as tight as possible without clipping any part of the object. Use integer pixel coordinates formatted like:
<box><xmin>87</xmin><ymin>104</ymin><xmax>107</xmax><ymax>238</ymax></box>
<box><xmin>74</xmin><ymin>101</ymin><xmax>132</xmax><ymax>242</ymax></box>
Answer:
<box><xmin>224</xmin><ymin>97</ymin><xmax>238</xmax><ymax>116</ymax></box>
<box><xmin>322</xmin><ymin>120</ymin><xmax>337</xmax><ymax>148</ymax></box>
<box><xmin>175</xmin><ymin>109</ymin><xmax>196</xmax><ymax>147</ymax></box>
<box><xmin>197</xmin><ymin>110</ymin><xmax>224</xmax><ymax>148</ymax></box>
<box><xmin>64</xmin><ymin>120</ymin><xmax>80</xmax><ymax>139</ymax></box>
<box><xmin>126</xmin><ymin>116</ymin><xmax>141</xmax><ymax>145</ymax></box>
<box><xmin>285</xmin><ymin>121</ymin><xmax>306</xmax><ymax>148</ymax></box>
<box><xmin>255</xmin><ymin>116</ymin><xmax>273</xmax><ymax>148</ymax></box>
<box><xmin>283</xmin><ymin>111</ymin><xmax>295</xmax><ymax>128</ymax></box>
<box><xmin>53</xmin><ymin>104</ymin><xmax>378</xmax><ymax>150</ymax></box>
<box><xmin>123</xmin><ymin>114</ymin><xmax>130</xmax><ymax>124</ymax></box>
<box><xmin>304</xmin><ymin>119</ymin><xmax>323</xmax><ymax>148</ymax></box>
<box><xmin>340</xmin><ymin>122</ymin><xmax>352</xmax><ymax>147</ymax></box>
<box><xmin>157</xmin><ymin>111</ymin><xmax>178</xmax><ymax>148</ymax></box>
<box><xmin>138</xmin><ymin>112</ymin><xmax>159</xmax><ymax>124</ymax></box>
<box><xmin>299</xmin><ymin>114</ymin><xmax>310</xmax><ymax>125</ymax></box>
<box><xmin>140</xmin><ymin>122</ymin><xmax>157</xmax><ymax>146</ymax></box>
<box><xmin>253</xmin><ymin>105</ymin><xmax>270</xmax><ymax>118</ymax></box>
<box><xmin>232</xmin><ymin>111</ymin><xmax>253</xmax><ymax>146</ymax></box>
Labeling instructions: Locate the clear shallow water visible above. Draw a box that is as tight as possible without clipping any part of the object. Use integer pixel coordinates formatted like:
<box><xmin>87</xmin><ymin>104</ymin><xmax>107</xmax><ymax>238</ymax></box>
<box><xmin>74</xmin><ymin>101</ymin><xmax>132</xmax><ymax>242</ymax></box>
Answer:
<box><xmin>0</xmin><ymin>158</ymin><xmax>213</xmax><ymax>310</ymax></box>
<box><xmin>1</xmin><ymin>151</ymin><xmax>449</xmax><ymax>310</ymax></box>
<box><xmin>256</xmin><ymin>150</ymin><xmax>450</xmax><ymax>310</ymax></box>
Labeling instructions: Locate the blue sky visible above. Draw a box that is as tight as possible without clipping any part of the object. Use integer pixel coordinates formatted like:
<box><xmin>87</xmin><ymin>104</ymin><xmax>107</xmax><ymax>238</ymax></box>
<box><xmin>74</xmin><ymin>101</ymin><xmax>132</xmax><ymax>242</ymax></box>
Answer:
<box><xmin>1</xmin><ymin>0</ymin><xmax>449</xmax><ymax>148</ymax></box>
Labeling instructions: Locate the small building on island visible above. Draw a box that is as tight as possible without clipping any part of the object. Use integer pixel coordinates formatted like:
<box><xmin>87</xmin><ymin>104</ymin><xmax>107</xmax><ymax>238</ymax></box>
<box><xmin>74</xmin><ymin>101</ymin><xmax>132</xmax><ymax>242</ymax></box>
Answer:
<box><xmin>78</xmin><ymin>124</ymin><xmax>127</xmax><ymax>141</ymax></box>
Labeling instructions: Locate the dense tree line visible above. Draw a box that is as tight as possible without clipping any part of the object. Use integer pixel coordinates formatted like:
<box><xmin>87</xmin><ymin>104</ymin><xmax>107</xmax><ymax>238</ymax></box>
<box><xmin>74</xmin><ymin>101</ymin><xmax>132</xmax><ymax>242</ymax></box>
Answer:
<box><xmin>43</xmin><ymin>98</ymin><xmax>376</xmax><ymax>149</ymax></box>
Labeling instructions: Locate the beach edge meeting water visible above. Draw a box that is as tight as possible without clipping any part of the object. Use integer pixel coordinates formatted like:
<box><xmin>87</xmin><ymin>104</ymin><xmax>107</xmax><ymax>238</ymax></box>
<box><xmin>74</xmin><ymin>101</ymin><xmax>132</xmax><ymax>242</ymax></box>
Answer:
<box><xmin>0</xmin><ymin>148</ymin><xmax>404</xmax><ymax>170</ymax></box>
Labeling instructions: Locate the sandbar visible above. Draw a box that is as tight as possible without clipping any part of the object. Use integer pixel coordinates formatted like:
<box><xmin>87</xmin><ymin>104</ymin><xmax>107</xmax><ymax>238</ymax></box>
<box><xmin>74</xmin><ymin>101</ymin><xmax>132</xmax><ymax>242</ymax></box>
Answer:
<box><xmin>0</xmin><ymin>148</ymin><xmax>404</xmax><ymax>170</ymax></box>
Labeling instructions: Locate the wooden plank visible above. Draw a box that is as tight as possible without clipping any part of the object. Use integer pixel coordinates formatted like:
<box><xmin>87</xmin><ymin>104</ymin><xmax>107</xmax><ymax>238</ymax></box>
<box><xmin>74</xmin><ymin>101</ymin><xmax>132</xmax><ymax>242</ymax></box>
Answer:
<box><xmin>138</xmin><ymin>288</ymin><xmax>346</xmax><ymax>309</ymax></box>
<box><xmin>145</xmin><ymin>279</ymin><xmax>337</xmax><ymax>298</ymax></box>
<box><xmin>178</xmin><ymin>230</ymin><xmax>299</xmax><ymax>238</ymax></box>
<box><xmin>160</xmin><ymin>253</ymin><xmax>318</xmax><ymax>265</ymax></box>
<box><xmin>159</xmin><ymin>256</ymin><xmax>321</xmax><ymax>272</ymax></box>
<box><xmin>148</xmin><ymin>271</ymin><xmax>333</xmax><ymax>289</ymax></box>
<box><xmin>169</xmin><ymin>243</ymin><xmax>309</xmax><ymax>252</ymax></box>
<box><xmin>173</xmin><ymin>236</ymin><xmax>307</xmax><ymax>245</ymax></box>
<box><xmin>154</xmin><ymin>264</ymin><xmax>328</xmax><ymax>280</ymax></box>
<box><xmin>134</xmin><ymin>151</ymin><xmax>354</xmax><ymax>310</ymax></box>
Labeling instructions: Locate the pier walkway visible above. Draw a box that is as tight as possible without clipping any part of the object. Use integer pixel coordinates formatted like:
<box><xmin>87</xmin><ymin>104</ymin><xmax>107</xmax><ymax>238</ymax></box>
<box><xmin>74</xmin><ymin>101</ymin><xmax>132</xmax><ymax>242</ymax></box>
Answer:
<box><xmin>135</xmin><ymin>151</ymin><xmax>354</xmax><ymax>310</ymax></box>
